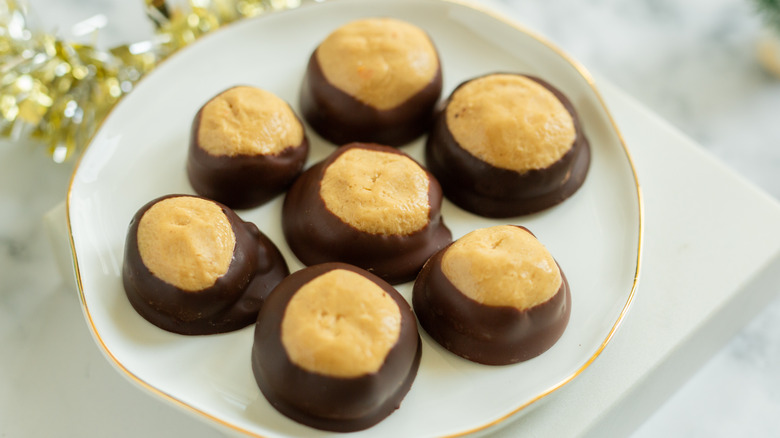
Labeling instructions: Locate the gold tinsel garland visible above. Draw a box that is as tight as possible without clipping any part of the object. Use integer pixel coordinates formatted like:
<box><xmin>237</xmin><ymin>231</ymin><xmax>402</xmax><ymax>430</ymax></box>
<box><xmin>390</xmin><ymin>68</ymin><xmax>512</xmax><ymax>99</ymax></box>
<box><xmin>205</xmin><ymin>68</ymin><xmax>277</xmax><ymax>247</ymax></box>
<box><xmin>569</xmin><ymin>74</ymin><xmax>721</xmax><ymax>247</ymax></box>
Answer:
<box><xmin>0</xmin><ymin>0</ymin><xmax>300</xmax><ymax>162</ymax></box>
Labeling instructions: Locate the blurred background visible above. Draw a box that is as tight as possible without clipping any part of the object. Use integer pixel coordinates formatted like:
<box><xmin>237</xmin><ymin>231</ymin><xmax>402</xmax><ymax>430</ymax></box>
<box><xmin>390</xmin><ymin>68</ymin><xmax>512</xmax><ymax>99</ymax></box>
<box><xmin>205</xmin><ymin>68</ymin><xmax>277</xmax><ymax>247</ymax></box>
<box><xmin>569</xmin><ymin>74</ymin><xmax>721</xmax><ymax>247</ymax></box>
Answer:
<box><xmin>1</xmin><ymin>0</ymin><xmax>778</xmax><ymax>436</ymax></box>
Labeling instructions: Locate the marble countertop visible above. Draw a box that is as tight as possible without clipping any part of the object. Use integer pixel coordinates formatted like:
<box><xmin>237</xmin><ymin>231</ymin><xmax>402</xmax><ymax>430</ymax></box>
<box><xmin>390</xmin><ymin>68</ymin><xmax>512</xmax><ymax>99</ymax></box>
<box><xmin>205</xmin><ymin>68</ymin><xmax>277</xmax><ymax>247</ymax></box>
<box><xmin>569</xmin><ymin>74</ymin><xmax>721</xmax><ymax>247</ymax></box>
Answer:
<box><xmin>2</xmin><ymin>0</ymin><xmax>779</xmax><ymax>436</ymax></box>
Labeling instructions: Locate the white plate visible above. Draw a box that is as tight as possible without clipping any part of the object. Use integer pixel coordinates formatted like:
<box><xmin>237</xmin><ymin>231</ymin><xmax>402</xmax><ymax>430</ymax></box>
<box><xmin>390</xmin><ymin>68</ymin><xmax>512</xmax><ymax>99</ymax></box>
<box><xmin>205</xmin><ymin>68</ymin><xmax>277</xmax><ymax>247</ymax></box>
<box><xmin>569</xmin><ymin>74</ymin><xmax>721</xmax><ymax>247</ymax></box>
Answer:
<box><xmin>67</xmin><ymin>0</ymin><xmax>642</xmax><ymax>436</ymax></box>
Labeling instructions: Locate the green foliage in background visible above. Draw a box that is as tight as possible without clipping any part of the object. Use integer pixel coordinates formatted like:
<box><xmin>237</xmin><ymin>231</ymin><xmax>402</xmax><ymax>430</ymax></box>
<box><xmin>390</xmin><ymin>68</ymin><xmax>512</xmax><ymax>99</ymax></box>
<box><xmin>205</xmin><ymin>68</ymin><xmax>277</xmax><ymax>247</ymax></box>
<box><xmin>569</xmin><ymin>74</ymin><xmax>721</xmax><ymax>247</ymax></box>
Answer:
<box><xmin>755</xmin><ymin>0</ymin><xmax>780</xmax><ymax>31</ymax></box>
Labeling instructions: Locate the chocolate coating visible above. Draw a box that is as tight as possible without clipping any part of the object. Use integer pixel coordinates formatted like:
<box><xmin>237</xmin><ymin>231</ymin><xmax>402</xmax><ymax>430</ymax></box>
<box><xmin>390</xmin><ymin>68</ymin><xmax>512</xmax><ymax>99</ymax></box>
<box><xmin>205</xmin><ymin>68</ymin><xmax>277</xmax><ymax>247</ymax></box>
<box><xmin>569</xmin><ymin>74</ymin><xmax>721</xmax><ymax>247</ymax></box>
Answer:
<box><xmin>122</xmin><ymin>194</ymin><xmax>289</xmax><ymax>335</ymax></box>
<box><xmin>299</xmin><ymin>49</ymin><xmax>442</xmax><ymax>147</ymax></box>
<box><xmin>412</xmin><ymin>228</ymin><xmax>571</xmax><ymax>365</ymax></box>
<box><xmin>187</xmin><ymin>88</ymin><xmax>309</xmax><ymax>210</ymax></box>
<box><xmin>252</xmin><ymin>263</ymin><xmax>421</xmax><ymax>432</ymax></box>
<box><xmin>425</xmin><ymin>74</ymin><xmax>590</xmax><ymax>217</ymax></box>
<box><xmin>282</xmin><ymin>143</ymin><xmax>452</xmax><ymax>284</ymax></box>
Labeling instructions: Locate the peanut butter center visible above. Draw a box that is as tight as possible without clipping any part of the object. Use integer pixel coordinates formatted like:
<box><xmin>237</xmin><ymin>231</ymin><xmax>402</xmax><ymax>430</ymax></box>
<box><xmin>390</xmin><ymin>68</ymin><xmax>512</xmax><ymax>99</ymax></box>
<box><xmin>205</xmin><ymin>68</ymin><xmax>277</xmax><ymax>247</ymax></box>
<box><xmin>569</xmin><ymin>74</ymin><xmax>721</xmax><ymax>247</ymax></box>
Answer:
<box><xmin>441</xmin><ymin>225</ymin><xmax>561</xmax><ymax>310</ymax></box>
<box><xmin>197</xmin><ymin>86</ymin><xmax>303</xmax><ymax>156</ymax></box>
<box><xmin>316</xmin><ymin>18</ymin><xmax>439</xmax><ymax>110</ymax></box>
<box><xmin>281</xmin><ymin>269</ymin><xmax>402</xmax><ymax>378</ymax></box>
<box><xmin>137</xmin><ymin>196</ymin><xmax>236</xmax><ymax>292</ymax></box>
<box><xmin>446</xmin><ymin>74</ymin><xmax>576</xmax><ymax>172</ymax></box>
<box><xmin>320</xmin><ymin>148</ymin><xmax>430</xmax><ymax>235</ymax></box>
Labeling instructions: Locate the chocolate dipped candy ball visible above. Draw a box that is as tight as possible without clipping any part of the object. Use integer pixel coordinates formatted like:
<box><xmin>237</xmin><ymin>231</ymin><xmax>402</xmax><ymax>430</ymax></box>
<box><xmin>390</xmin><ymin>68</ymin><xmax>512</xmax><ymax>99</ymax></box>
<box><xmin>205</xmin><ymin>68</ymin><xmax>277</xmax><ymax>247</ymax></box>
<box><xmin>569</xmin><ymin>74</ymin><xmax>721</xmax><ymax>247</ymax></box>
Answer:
<box><xmin>300</xmin><ymin>17</ymin><xmax>442</xmax><ymax>146</ymax></box>
<box><xmin>187</xmin><ymin>86</ymin><xmax>309</xmax><ymax>209</ymax></box>
<box><xmin>282</xmin><ymin>142</ymin><xmax>452</xmax><ymax>284</ymax></box>
<box><xmin>413</xmin><ymin>225</ymin><xmax>570</xmax><ymax>365</ymax></box>
<box><xmin>122</xmin><ymin>194</ymin><xmax>289</xmax><ymax>335</ymax></box>
<box><xmin>252</xmin><ymin>263</ymin><xmax>421</xmax><ymax>432</ymax></box>
<box><xmin>426</xmin><ymin>73</ymin><xmax>590</xmax><ymax>217</ymax></box>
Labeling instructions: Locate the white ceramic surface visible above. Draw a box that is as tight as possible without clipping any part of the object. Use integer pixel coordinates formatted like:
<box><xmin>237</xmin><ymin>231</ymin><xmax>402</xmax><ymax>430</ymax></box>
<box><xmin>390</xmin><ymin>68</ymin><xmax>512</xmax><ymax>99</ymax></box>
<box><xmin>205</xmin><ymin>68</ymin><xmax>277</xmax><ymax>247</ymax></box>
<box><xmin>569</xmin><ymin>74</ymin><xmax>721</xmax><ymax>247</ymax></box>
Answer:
<box><xmin>66</xmin><ymin>0</ymin><xmax>641</xmax><ymax>436</ymax></box>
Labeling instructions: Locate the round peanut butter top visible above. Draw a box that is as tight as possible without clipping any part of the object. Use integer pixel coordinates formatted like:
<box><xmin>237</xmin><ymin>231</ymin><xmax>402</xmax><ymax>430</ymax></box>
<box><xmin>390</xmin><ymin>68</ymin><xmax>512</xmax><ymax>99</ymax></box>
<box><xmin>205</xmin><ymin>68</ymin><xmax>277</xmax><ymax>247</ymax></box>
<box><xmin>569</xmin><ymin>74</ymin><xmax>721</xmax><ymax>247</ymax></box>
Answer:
<box><xmin>446</xmin><ymin>74</ymin><xmax>576</xmax><ymax>172</ymax></box>
<box><xmin>441</xmin><ymin>225</ymin><xmax>562</xmax><ymax>310</ymax></box>
<box><xmin>197</xmin><ymin>86</ymin><xmax>303</xmax><ymax>156</ymax></box>
<box><xmin>281</xmin><ymin>269</ymin><xmax>402</xmax><ymax>377</ymax></box>
<box><xmin>137</xmin><ymin>196</ymin><xmax>236</xmax><ymax>292</ymax></box>
<box><xmin>316</xmin><ymin>17</ymin><xmax>439</xmax><ymax>110</ymax></box>
<box><xmin>320</xmin><ymin>147</ymin><xmax>430</xmax><ymax>235</ymax></box>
